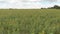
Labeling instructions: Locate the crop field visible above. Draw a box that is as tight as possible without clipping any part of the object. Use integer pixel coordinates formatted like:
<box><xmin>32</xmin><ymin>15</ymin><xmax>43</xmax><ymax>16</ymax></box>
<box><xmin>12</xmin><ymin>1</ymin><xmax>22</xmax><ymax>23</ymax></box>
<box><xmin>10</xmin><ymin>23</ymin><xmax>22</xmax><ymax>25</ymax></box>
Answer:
<box><xmin>0</xmin><ymin>9</ymin><xmax>60</xmax><ymax>34</ymax></box>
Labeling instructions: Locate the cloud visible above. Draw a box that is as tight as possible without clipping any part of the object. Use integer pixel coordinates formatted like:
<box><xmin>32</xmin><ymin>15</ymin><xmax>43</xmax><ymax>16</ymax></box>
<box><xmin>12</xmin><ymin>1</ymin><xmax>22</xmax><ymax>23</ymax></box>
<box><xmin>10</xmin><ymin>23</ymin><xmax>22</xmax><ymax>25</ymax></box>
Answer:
<box><xmin>0</xmin><ymin>0</ymin><xmax>60</xmax><ymax>9</ymax></box>
<box><xmin>0</xmin><ymin>0</ymin><xmax>41</xmax><ymax>9</ymax></box>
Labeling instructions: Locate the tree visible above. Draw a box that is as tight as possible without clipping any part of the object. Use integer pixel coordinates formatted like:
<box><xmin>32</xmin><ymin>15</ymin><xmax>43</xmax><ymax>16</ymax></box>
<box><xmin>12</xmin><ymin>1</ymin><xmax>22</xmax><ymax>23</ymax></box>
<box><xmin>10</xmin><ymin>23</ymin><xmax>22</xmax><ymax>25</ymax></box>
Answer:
<box><xmin>53</xmin><ymin>5</ymin><xmax>60</xmax><ymax>9</ymax></box>
<box><xmin>48</xmin><ymin>5</ymin><xmax>60</xmax><ymax>9</ymax></box>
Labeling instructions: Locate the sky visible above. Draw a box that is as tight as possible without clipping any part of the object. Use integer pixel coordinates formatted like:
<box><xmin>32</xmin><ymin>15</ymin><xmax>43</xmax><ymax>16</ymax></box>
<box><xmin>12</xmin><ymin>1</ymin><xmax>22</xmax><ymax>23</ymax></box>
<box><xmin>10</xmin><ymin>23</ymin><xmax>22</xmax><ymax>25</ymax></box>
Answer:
<box><xmin>0</xmin><ymin>0</ymin><xmax>60</xmax><ymax>9</ymax></box>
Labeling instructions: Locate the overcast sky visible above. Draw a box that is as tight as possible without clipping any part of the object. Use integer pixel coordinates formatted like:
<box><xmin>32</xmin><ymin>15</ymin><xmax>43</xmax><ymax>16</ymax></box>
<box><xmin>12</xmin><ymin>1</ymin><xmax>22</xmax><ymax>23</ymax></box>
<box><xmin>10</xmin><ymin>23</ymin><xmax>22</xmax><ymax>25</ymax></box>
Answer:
<box><xmin>0</xmin><ymin>0</ymin><xmax>60</xmax><ymax>9</ymax></box>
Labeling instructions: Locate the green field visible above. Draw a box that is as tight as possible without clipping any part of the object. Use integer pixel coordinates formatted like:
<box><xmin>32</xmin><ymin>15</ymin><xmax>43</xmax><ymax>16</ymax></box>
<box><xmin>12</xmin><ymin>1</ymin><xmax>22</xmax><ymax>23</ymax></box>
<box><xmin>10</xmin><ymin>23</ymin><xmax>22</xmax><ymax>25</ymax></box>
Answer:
<box><xmin>0</xmin><ymin>9</ymin><xmax>60</xmax><ymax>34</ymax></box>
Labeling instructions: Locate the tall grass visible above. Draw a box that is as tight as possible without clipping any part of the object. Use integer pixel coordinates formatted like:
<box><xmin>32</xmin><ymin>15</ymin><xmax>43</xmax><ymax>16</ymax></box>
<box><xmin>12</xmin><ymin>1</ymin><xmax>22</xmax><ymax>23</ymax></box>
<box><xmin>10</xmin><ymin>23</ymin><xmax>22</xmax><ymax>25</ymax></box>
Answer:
<box><xmin>0</xmin><ymin>9</ymin><xmax>60</xmax><ymax>34</ymax></box>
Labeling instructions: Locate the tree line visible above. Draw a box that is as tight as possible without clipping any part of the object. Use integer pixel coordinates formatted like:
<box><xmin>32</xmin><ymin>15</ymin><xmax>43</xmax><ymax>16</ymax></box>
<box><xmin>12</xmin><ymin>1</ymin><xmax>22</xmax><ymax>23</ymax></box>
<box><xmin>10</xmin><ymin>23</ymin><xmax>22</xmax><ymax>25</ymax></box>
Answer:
<box><xmin>41</xmin><ymin>5</ymin><xmax>60</xmax><ymax>9</ymax></box>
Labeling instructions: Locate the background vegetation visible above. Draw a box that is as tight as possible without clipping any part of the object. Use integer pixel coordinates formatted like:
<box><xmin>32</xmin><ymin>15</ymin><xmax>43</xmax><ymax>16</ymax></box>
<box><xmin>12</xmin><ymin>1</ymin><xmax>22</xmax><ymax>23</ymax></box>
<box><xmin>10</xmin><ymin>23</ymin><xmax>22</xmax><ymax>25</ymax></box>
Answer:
<box><xmin>0</xmin><ymin>9</ymin><xmax>60</xmax><ymax>34</ymax></box>
<box><xmin>41</xmin><ymin>5</ymin><xmax>60</xmax><ymax>9</ymax></box>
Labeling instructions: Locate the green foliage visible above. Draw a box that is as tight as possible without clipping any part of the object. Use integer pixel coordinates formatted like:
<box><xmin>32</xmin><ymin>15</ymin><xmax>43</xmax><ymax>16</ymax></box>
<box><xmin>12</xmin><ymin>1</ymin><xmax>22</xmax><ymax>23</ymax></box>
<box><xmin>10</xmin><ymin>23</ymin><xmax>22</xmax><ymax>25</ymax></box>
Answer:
<box><xmin>48</xmin><ymin>5</ymin><xmax>60</xmax><ymax>9</ymax></box>
<box><xmin>0</xmin><ymin>9</ymin><xmax>60</xmax><ymax>34</ymax></box>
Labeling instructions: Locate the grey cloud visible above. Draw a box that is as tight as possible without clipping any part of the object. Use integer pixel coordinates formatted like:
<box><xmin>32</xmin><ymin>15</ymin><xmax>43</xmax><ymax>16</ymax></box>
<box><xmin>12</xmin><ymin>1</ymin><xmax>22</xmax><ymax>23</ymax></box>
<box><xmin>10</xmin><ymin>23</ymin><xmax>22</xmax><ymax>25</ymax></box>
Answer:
<box><xmin>42</xmin><ymin>0</ymin><xmax>57</xmax><ymax>2</ymax></box>
<box><xmin>0</xmin><ymin>1</ymin><xmax>7</xmax><ymax>3</ymax></box>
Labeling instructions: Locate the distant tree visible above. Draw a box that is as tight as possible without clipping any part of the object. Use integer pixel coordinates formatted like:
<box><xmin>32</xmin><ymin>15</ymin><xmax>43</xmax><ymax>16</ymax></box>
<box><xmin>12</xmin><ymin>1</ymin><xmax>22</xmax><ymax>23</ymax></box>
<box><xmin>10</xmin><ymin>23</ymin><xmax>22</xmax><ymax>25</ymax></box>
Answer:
<box><xmin>41</xmin><ymin>8</ymin><xmax>47</xmax><ymax>9</ymax></box>
<box><xmin>48</xmin><ymin>5</ymin><xmax>60</xmax><ymax>9</ymax></box>
<box><xmin>53</xmin><ymin>5</ymin><xmax>60</xmax><ymax>9</ymax></box>
<box><xmin>9</xmin><ymin>8</ymin><xmax>13</xmax><ymax>10</ymax></box>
